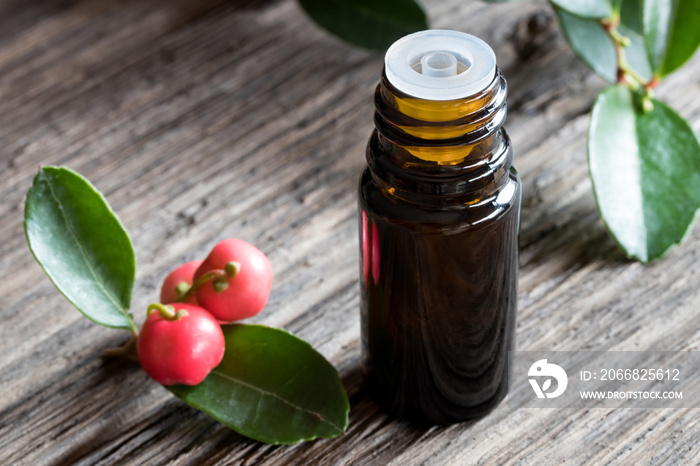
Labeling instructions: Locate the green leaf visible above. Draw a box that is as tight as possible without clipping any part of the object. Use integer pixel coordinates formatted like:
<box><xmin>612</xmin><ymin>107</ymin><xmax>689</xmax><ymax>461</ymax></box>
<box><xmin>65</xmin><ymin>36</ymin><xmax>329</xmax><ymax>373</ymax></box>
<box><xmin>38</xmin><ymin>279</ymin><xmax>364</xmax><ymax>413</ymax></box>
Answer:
<box><xmin>297</xmin><ymin>0</ymin><xmax>428</xmax><ymax>51</ymax></box>
<box><xmin>620</xmin><ymin>0</ymin><xmax>642</xmax><ymax>34</ymax></box>
<box><xmin>556</xmin><ymin>7</ymin><xmax>616</xmax><ymax>81</ymax></box>
<box><xmin>643</xmin><ymin>0</ymin><xmax>700</xmax><ymax>77</ymax></box>
<box><xmin>168</xmin><ymin>325</ymin><xmax>350</xmax><ymax>444</ymax></box>
<box><xmin>551</xmin><ymin>0</ymin><xmax>613</xmax><ymax>18</ymax></box>
<box><xmin>24</xmin><ymin>166</ymin><xmax>136</xmax><ymax>332</ymax></box>
<box><xmin>556</xmin><ymin>6</ymin><xmax>651</xmax><ymax>83</ymax></box>
<box><xmin>588</xmin><ymin>85</ymin><xmax>700</xmax><ymax>262</ymax></box>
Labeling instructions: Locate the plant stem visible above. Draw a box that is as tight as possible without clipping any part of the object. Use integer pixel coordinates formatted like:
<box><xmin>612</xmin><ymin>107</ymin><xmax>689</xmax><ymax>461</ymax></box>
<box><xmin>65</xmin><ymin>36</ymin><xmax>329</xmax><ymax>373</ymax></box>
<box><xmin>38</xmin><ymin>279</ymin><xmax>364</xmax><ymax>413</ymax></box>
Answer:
<box><xmin>600</xmin><ymin>16</ymin><xmax>657</xmax><ymax>93</ymax></box>
<box><xmin>147</xmin><ymin>303</ymin><xmax>188</xmax><ymax>321</ymax></box>
<box><xmin>177</xmin><ymin>261</ymin><xmax>240</xmax><ymax>301</ymax></box>
<box><xmin>104</xmin><ymin>333</ymin><xmax>139</xmax><ymax>361</ymax></box>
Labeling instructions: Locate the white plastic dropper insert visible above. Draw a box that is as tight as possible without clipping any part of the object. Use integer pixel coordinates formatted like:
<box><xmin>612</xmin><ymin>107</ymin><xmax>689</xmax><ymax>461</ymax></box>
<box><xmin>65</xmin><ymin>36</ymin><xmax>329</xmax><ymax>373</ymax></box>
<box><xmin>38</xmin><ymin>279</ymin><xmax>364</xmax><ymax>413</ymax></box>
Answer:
<box><xmin>384</xmin><ymin>30</ymin><xmax>497</xmax><ymax>101</ymax></box>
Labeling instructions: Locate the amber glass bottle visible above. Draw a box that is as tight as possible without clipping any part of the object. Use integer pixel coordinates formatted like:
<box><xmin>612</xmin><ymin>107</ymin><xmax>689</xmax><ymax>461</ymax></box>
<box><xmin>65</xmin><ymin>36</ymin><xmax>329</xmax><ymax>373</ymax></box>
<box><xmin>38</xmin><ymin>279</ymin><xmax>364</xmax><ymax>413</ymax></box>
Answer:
<box><xmin>358</xmin><ymin>30</ymin><xmax>521</xmax><ymax>425</ymax></box>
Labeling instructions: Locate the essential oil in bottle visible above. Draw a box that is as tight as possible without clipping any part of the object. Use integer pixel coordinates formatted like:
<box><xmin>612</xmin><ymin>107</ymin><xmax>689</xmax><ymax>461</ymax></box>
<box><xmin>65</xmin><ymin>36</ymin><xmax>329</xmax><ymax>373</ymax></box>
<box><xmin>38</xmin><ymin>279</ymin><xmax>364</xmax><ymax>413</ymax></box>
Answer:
<box><xmin>358</xmin><ymin>30</ymin><xmax>521</xmax><ymax>426</ymax></box>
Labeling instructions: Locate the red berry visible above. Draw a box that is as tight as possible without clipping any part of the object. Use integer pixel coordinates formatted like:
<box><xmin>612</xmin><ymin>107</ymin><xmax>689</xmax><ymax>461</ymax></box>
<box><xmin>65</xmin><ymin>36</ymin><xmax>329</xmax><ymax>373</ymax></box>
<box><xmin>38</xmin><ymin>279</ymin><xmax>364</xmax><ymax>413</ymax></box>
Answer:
<box><xmin>160</xmin><ymin>260</ymin><xmax>203</xmax><ymax>305</ymax></box>
<box><xmin>137</xmin><ymin>303</ymin><xmax>225</xmax><ymax>386</ymax></box>
<box><xmin>194</xmin><ymin>239</ymin><xmax>273</xmax><ymax>323</ymax></box>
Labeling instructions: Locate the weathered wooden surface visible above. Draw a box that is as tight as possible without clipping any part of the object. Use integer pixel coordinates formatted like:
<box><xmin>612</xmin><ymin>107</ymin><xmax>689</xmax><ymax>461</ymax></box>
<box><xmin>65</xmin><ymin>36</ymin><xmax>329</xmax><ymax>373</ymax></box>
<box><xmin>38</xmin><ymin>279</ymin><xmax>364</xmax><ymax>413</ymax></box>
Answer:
<box><xmin>1</xmin><ymin>0</ymin><xmax>700</xmax><ymax>464</ymax></box>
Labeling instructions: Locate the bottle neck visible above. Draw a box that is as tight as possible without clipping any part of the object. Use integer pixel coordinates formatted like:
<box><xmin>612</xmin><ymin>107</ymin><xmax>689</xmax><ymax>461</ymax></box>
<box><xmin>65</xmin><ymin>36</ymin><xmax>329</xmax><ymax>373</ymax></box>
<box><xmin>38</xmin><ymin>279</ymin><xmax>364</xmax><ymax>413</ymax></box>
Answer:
<box><xmin>367</xmin><ymin>68</ymin><xmax>512</xmax><ymax>204</ymax></box>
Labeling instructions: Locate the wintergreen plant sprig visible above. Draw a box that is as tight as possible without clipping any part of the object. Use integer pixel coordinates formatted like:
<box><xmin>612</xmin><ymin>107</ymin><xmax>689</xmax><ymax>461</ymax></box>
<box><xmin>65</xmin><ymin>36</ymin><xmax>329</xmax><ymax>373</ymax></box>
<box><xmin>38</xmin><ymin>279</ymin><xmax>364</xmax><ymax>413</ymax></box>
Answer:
<box><xmin>25</xmin><ymin>166</ymin><xmax>349</xmax><ymax>444</ymax></box>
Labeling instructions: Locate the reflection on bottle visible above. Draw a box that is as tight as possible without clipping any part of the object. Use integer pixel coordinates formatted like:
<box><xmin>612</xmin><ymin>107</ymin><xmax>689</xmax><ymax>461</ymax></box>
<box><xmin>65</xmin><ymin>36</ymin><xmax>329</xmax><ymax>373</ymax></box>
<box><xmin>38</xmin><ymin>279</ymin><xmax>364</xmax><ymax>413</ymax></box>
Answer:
<box><xmin>361</xmin><ymin>211</ymin><xmax>382</xmax><ymax>286</ymax></box>
<box><xmin>362</xmin><ymin>211</ymin><xmax>370</xmax><ymax>284</ymax></box>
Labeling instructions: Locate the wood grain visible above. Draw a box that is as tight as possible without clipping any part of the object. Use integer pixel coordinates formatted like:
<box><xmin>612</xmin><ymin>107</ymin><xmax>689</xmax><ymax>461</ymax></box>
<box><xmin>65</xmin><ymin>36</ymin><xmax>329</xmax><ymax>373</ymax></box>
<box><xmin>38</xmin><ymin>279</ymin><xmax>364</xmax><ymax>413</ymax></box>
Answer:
<box><xmin>1</xmin><ymin>0</ymin><xmax>700</xmax><ymax>464</ymax></box>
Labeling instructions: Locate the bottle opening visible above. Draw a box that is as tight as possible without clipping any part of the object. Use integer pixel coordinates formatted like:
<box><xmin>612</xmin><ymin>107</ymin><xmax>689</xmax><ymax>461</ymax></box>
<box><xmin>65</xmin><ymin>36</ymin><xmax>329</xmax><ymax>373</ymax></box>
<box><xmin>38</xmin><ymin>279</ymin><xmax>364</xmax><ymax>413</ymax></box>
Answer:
<box><xmin>420</xmin><ymin>52</ymin><xmax>459</xmax><ymax>77</ymax></box>
<box><xmin>385</xmin><ymin>30</ymin><xmax>496</xmax><ymax>101</ymax></box>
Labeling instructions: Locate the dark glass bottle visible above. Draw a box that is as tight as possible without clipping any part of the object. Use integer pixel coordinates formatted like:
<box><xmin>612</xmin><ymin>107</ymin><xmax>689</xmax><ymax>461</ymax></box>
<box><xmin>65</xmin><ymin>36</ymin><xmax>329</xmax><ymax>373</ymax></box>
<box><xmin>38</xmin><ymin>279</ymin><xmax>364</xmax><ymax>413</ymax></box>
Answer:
<box><xmin>358</xmin><ymin>30</ymin><xmax>521</xmax><ymax>426</ymax></box>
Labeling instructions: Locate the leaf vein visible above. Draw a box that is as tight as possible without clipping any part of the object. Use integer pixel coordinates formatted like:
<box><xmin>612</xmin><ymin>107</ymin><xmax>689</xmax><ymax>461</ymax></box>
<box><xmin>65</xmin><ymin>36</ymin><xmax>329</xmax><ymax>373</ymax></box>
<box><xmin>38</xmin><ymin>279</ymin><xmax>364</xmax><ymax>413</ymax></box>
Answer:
<box><xmin>210</xmin><ymin>369</ymin><xmax>342</xmax><ymax>432</ymax></box>
<box><xmin>43</xmin><ymin>173</ymin><xmax>128</xmax><ymax>323</ymax></box>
